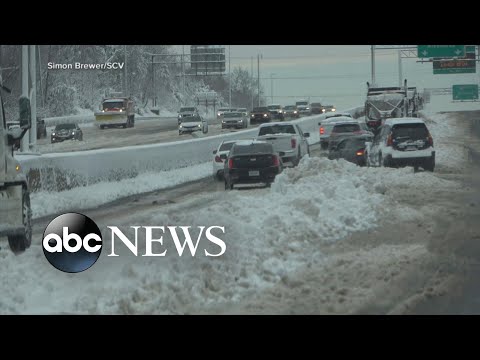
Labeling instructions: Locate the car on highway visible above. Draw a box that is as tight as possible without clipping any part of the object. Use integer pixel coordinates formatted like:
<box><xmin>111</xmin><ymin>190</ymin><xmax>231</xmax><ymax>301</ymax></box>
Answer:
<box><xmin>322</xmin><ymin>105</ymin><xmax>336</xmax><ymax>113</ymax></box>
<box><xmin>295</xmin><ymin>100</ymin><xmax>311</xmax><ymax>116</ymax></box>
<box><xmin>51</xmin><ymin>123</ymin><xmax>83</xmax><ymax>143</ymax></box>
<box><xmin>310</xmin><ymin>102</ymin><xmax>324</xmax><ymax>114</ymax></box>
<box><xmin>267</xmin><ymin>104</ymin><xmax>285</xmax><ymax>120</ymax></box>
<box><xmin>283</xmin><ymin>105</ymin><xmax>299</xmax><ymax>119</ymax></box>
<box><xmin>178</xmin><ymin>115</ymin><xmax>208</xmax><ymax>135</ymax></box>
<box><xmin>328</xmin><ymin>133</ymin><xmax>373</xmax><ymax>167</ymax></box>
<box><xmin>318</xmin><ymin>116</ymin><xmax>354</xmax><ymax>150</ymax></box>
<box><xmin>325</xmin><ymin>112</ymin><xmax>352</xmax><ymax>120</ymax></box>
<box><xmin>178</xmin><ymin>107</ymin><xmax>199</xmax><ymax>124</ymax></box>
<box><xmin>212</xmin><ymin>140</ymin><xmax>237</xmax><ymax>180</ymax></box>
<box><xmin>217</xmin><ymin>107</ymin><xmax>231</xmax><ymax>119</ymax></box>
<box><xmin>250</xmin><ymin>107</ymin><xmax>272</xmax><ymax>124</ymax></box>
<box><xmin>221</xmin><ymin>112</ymin><xmax>249</xmax><ymax>129</ymax></box>
<box><xmin>328</xmin><ymin>119</ymin><xmax>371</xmax><ymax>149</ymax></box>
<box><xmin>223</xmin><ymin>140</ymin><xmax>283</xmax><ymax>190</ymax></box>
<box><xmin>237</xmin><ymin>107</ymin><xmax>248</xmax><ymax>116</ymax></box>
<box><xmin>36</xmin><ymin>117</ymin><xmax>47</xmax><ymax>139</ymax></box>
<box><xmin>256</xmin><ymin>122</ymin><xmax>310</xmax><ymax>166</ymax></box>
<box><xmin>365</xmin><ymin>117</ymin><xmax>435</xmax><ymax>171</ymax></box>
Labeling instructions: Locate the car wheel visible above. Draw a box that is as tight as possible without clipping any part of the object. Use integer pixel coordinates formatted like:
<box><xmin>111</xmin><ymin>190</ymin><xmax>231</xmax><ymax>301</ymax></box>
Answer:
<box><xmin>8</xmin><ymin>188</ymin><xmax>32</xmax><ymax>254</ymax></box>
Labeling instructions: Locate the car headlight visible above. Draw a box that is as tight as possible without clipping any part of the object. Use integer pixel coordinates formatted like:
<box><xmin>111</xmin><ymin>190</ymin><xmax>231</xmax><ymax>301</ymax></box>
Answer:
<box><xmin>306</xmin><ymin>107</ymin><xmax>310</xmax><ymax>110</ymax></box>
<box><xmin>119</xmin><ymin>109</ymin><xmax>123</xmax><ymax>112</ymax></box>
<box><xmin>72</xmin><ymin>131</ymin><xmax>75</xmax><ymax>135</ymax></box>
<box><xmin>198</xmin><ymin>124</ymin><xmax>201</xmax><ymax>128</ymax></box>
<box><xmin>322</xmin><ymin>109</ymin><xmax>325</xmax><ymax>113</ymax></box>
<box><xmin>294</xmin><ymin>111</ymin><xmax>297</xmax><ymax>114</ymax></box>
<box><xmin>178</xmin><ymin>114</ymin><xmax>182</xmax><ymax>118</ymax></box>
<box><xmin>222</xmin><ymin>120</ymin><xmax>226</xmax><ymax>123</ymax></box>
<box><xmin>332</xmin><ymin>108</ymin><xmax>336</xmax><ymax>112</ymax></box>
<box><xmin>263</xmin><ymin>114</ymin><xmax>267</xmax><ymax>117</ymax></box>
<box><xmin>238</xmin><ymin>119</ymin><xmax>243</xmax><ymax>122</ymax></box>
<box><xmin>52</xmin><ymin>132</ymin><xmax>56</xmax><ymax>136</ymax></box>
<box><xmin>218</xmin><ymin>113</ymin><xmax>221</xmax><ymax>116</ymax></box>
<box><xmin>251</xmin><ymin>114</ymin><xmax>254</xmax><ymax>117</ymax></box>
<box><xmin>179</xmin><ymin>124</ymin><xmax>183</xmax><ymax>128</ymax></box>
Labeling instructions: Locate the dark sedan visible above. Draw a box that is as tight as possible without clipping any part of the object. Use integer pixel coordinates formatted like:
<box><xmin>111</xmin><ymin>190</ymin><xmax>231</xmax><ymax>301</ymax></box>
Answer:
<box><xmin>224</xmin><ymin>140</ymin><xmax>283</xmax><ymax>189</ymax></box>
<box><xmin>51</xmin><ymin>123</ymin><xmax>83</xmax><ymax>143</ymax></box>
<box><xmin>328</xmin><ymin>134</ymin><xmax>373</xmax><ymax>166</ymax></box>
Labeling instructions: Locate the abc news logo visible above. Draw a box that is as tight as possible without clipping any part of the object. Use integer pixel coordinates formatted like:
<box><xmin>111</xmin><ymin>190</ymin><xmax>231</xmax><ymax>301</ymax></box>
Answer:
<box><xmin>42</xmin><ymin>213</ymin><xmax>226</xmax><ymax>273</ymax></box>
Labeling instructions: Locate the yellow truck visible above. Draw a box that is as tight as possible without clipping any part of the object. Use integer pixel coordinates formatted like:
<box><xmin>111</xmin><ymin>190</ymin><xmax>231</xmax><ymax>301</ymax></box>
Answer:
<box><xmin>94</xmin><ymin>97</ymin><xmax>135</xmax><ymax>129</ymax></box>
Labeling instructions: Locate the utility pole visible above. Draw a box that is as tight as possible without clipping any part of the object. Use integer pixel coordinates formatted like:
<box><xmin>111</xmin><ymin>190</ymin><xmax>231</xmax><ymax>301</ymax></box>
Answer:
<box><xmin>151</xmin><ymin>55</ymin><xmax>155</xmax><ymax>107</ymax></box>
<box><xmin>270</xmin><ymin>73</ymin><xmax>275</xmax><ymax>104</ymax></box>
<box><xmin>250</xmin><ymin>56</ymin><xmax>254</xmax><ymax>110</ymax></box>
<box><xmin>398</xmin><ymin>50</ymin><xmax>403</xmax><ymax>87</ymax></box>
<box><xmin>29</xmin><ymin>45</ymin><xmax>36</xmax><ymax>150</ymax></box>
<box><xmin>371</xmin><ymin>45</ymin><xmax>376</xmax><ymax>86</ymax></box>
<box><xmin>257</xmin><ymin>54</ymin><xmax>260</xmax><ymax>107</ymax></box>
<box><xmin>20</xmin><ymin>46</ymin><xmax>29</xmax><ymax>153</ymax></box>
<box><xmin>182</xmin><ymin>45</ymin><xmax>186</xmax><ymax>105</ymax></box>
<box><xmin>228</xmin><ymin>45</ymin><xmax>232</xmax><ymax>108</ymax></box>
<box><xmin>124</xmin><ymin>45</ymin><xmax>128</xmax><ymax>96</ymax></box>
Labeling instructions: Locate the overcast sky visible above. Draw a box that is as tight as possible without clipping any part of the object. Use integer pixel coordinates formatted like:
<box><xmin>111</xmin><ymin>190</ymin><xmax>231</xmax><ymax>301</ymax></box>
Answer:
<box><xmin>175</xmin><ymin>45</ymin><xmax>480</xmax><ymax>110</ymax></box>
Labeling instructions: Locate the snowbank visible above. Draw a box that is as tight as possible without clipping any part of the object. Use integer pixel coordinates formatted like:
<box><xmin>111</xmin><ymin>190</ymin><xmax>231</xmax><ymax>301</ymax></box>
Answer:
<box><xmin>0</xmin><ymin>153</ymin><xmax>460</xmax><ymax>314</ymax></box>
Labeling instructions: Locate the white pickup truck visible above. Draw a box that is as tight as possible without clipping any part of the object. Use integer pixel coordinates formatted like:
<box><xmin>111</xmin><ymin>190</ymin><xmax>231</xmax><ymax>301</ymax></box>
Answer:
<box><xmin>256</xmin><ymin>122</ymin><xmax>310</xmax><ymax>166</ymax></box>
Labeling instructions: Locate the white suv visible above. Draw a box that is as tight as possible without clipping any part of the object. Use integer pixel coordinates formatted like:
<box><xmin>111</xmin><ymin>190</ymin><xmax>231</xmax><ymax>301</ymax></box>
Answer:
<box><xmin>365</xmin><ymin>117</ymin><xmax>435</xmax><ymax>171</ymax></box>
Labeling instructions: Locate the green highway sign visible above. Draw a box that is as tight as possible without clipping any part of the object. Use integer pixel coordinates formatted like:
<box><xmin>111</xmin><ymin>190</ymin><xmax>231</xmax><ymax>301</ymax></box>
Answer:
<box><xmin>418</xmin><ymin>45</ymin><xmax>465</xmax><ymax>58</ymax></box>
<box><xmin>452</xmin><ymin>84</ymin><xmax>479</xmax><ymax>101</ymax></box>
<box><xmin>433</xmin><ymin>46</ymin><xmax>476</xmax><ymax>74</ymax></box>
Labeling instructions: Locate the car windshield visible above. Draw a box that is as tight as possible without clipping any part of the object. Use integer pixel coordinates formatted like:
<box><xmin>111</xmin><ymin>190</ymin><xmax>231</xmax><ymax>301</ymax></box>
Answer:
<box><xmin>368</xmin><ymin>99</ymin><xmax>403</xmax><ymax>111</ymax></box>
<box><xmin>223</xmin><ymin>112</ymin><xmax>243</xmax><ymax>118</ymax></box>
<box><xmin>311</xmin><ymin>103</ymin><xmax>322</xmax><ymax>107</ymax></box>
<box><xmin>284</xmin><ymin>106</ymin><xmax>296</xmax><ymax>110</ymax></box>
<box><xmin>332</xmin><ymin>124</ymin><xmax>360</xmax><ymax>133</ymax></box>
<box><xmin>253</xmin><ymin>107</ymin><xmax>268</xmax><ymax>112</ymax></box>
<box><xmin>182</xmin><ymin>116</ymin><xmax>200</xmax><ymax>122</ymax></box>
<box><xmin>392</xmin><ymin>123</ymin><xmax>428</xmax><ymax>140</ymax></box>
<box><xmin>258</xmin><ymin>124</ymin><xmax>296</xmax><ymax>136</ymax></box>
<box><xmin>218</xmin><ymin>108</ymin><xmax>229</xmax><ymax>112</ymax></box>
<box><xmin>103</xmin><ymin>101</ymin><xmax>124</xmax><ymax>110</ymax></box>
<box><xmin>219</xmin><ymin>142</ymin><xmax>236</xmax><ymax>152</ymax></box>
<box><xmin>55</xmin><ymin>123</ymin><xmax>76</xmax><ymax>130</ymax></box>
<box><xmin>268</xmin><ymin>105</ymin><xmax>281</xmax><ymax>110</ymax></box>
<box><xmin>232</xmin><ymin>143</ymin><xmax>273</xmax><ymax>155</ymax></box>
<box><xmin>180</xmin><ymin>107</ymin><xmax>195</xmax><ymax>112</ymax></box>
<box><xmin>343</xmin><ymin>137</ymin><xmax>369</xmax><ymax>149</ymax></box>
<box><xmin>296</xmin><ymin>102</ymin><xmax>308</xmax><ymax>106</ymax></box>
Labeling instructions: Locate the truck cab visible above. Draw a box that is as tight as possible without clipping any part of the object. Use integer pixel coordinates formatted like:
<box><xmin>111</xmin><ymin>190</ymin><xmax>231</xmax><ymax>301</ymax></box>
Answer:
<box><xmin>0</xmin><ymin>88</ymin><xmax>33</xmax><ymax>254</ymax></box>
<box><xmin>94</xmin><ymin>97</ymin><xmax>135</xmax><ymax>129</ymax></box>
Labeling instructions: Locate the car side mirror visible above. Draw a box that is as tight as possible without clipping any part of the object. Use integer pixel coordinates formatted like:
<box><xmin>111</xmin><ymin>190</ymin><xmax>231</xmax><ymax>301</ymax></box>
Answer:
<box><xmin>19</xmin><ymin>96</ymin><xmax>31</xmax><ymax>130</ymax></box>
<box><xmin>304</xmin><ymin>132</ymin><xmax>310</xmax><ymax>138</ymax></box>
<box><xmin>213</xmin><ymin>150</ymin><xmax>217</xmax><ymax>154</ymax></box>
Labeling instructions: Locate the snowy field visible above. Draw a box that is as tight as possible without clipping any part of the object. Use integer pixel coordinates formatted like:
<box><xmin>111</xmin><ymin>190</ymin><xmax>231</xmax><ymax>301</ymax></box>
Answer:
<box><xmin>0</xmin><ymin>108</ymin><xmax>467</xmax><ymax>314</ymax></box>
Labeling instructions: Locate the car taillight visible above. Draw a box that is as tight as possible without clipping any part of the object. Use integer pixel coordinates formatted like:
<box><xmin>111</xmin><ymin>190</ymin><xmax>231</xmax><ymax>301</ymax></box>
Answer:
<box><xmin>291</xmin><ymin>137</ymin><xmax>297</xmax><ymax>148</ymax></box>
<box><xmin>228</xmin><ymin>158</ymin><xmax>234</xmax><ymax>169</ymax></box>
<box><xmin>215</xmin><ymin>155</ymin><xmax>222</xmax><ymax>163</ymax></box>
<box><xmin>272</xmin><ymin>155</ymin><xmax>280</xmax><ymax>167</ymax></box>
<box><xmin>320</xmin><ymin>127</ymin><xmax>325</xmax><ymax>135</ymax></box>
<box><xmin>356</xmin><ymin>150</ymin><xmax>364</xmax><ymax>156</ymax></box>
<box><xmin>386</xmin><ymin>134</ymin><xmax>393</xmax><ymax>146</ymax></box>
<box><xmin>427</xmin><ymin>133</ymin><xmax>433</xmax><ymax>146</ymax></box>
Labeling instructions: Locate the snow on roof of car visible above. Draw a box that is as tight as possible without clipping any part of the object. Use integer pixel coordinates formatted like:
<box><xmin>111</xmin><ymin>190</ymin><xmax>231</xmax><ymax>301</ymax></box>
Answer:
<box><xmin>259</xmin><ymin>121</ymin><xmax>293</xmax><ymax>127</ymax></box>
<box><xmin>384</xmin><ymin>117</ymin><xmax>426</xmax><ymax>126</ymax></box>
<box><xmin>103</xmin><ymin>98</ymin><xmax>127</xmax><ymax>103</ymax></box>
<box><xmin>234</xmin><ymin>139</ymin><xmax>268</xmax><ymax>146</ymax></box>
<box><xmin>323</xmin><ymin>117</ymin><xmax>357</xmax><ymax>124</ymax></box>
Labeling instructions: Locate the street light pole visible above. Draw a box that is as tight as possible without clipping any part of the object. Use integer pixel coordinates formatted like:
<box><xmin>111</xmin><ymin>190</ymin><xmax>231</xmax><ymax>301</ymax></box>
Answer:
<box><xmin>270</xmin><ymin>73</ymin><xmax>275</xmax><ymax>104</ymax></box>
<box><xmin>371</xmin><ymin>45</ymin><xmax>376</xmax><ymax>86</ymax></box>
<box><xmin>251</xmin><ymin>56</ymin><xmax>253</xmax><ymax>110</ymax></box>
<box><xmin>398</xmin><ymin>50</ymin><xmax>402</xmax><ymax>87</ymax></box>
<box><xmin>124</xmin><ymin>45</ymin><xmax>128</xmax><ymax>96</ymax></box>
<box><xmin>229</xmin><ymin>45</ymin><xmax>232</xmax><ymax>108</ymax></box>
<box><xmin>257</xmin><ymin>54</ymin><xmax>261</xmax><ymax>107</ymax></box>
<box><xmin>182</xmin><ymin>45</ymin><xmax>186</xmax><ymax>105</ymax></box>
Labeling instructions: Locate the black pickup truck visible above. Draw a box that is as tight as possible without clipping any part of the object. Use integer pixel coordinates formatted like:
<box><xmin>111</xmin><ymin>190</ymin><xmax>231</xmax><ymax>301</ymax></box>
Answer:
<box><xmin>249</xmin><ymin>107</ymin><xmax>272</xmax><ymax>124</ymax></box>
